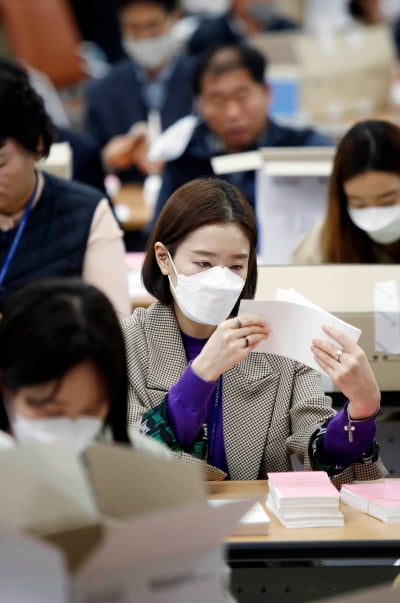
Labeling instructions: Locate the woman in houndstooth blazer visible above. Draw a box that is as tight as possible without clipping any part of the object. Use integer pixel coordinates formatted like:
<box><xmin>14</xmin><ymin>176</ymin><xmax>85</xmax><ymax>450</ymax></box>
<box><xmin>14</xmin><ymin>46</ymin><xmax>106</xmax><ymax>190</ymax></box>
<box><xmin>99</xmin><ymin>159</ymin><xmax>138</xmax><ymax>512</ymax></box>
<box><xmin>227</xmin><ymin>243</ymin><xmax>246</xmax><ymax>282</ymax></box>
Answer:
<box><xmin>121</xmin><ymin>178</ymin><xmax>387</xmax><ymax>486</ymax></box>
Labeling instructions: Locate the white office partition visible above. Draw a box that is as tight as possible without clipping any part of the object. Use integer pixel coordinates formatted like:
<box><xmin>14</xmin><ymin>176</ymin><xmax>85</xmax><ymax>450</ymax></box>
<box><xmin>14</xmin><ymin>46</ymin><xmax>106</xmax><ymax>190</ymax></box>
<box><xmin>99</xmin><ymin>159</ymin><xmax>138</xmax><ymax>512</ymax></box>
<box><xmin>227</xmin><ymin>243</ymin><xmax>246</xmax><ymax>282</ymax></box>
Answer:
<box><xmin>255</xmin><ymin>147</ymin><xmax>334</xmax><ymax>265</ymax></box>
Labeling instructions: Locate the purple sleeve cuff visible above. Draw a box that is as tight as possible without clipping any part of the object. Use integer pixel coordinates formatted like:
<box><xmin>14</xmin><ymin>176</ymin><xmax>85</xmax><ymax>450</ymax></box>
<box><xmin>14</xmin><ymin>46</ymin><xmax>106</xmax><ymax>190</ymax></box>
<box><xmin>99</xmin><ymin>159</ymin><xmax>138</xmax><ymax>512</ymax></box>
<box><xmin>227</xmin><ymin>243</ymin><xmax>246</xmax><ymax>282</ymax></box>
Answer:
<box><xmin>323</xmin><ymin>403</ymin><xmax>377</xmax><ymax>465</ymax></box>
<box><xmin>167</xmin><ymin>363</ymin><xmax>218</xmax><ymax>448</ymax></box>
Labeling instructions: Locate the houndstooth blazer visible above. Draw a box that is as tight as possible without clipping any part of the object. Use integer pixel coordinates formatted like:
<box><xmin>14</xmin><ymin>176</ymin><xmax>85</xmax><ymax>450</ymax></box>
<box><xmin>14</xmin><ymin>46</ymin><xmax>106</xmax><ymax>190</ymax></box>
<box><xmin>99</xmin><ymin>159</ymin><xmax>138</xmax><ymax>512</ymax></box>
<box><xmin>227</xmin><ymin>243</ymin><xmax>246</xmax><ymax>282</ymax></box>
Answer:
<box><xmin>121</xmin><ymin>302</ymin><xmax>387</xmax><ymax>484</ymax></box>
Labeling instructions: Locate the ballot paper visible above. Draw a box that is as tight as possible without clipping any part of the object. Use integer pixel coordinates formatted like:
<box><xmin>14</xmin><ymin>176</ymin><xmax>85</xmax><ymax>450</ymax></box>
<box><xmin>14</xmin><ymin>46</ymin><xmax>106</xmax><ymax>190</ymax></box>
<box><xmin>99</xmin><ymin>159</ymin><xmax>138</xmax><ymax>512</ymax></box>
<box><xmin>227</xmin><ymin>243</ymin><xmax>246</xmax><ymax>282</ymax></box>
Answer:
<box><xmin>340</xmin><ymin>479</ymin><xmax>400</xmax><ymax>524</ymax></box>
<box><xmin>267</xmin><ymin>471</ymin><xmax>344</xmax><ymax>528</ymax></box>
<box><xmin>239</xmin><ymin>288</ymin><xmax>361</xmax><ymax>374</ymax></box>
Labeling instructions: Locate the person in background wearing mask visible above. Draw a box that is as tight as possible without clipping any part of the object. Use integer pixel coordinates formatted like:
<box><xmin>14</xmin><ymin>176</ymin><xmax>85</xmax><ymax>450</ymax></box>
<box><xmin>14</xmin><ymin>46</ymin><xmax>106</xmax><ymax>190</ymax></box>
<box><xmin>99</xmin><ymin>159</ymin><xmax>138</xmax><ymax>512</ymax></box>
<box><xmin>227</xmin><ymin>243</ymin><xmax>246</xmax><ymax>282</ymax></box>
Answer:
<box><xmin>293</xmin><ymin>120</ymin><xmax>400</xmax><ymax>264</ymax></box>
<box><xmin>84</xmin><ymin>0</ymin><xmax>195</xmax><ymax>185</ymax></box>
<box><xmin>122</xmin><ymin>177</ymin><xmax>386</xmax><ymax>485</ymax></box>
<box><xmin>152</xmin><ymin>44</ymin><xmax>331</xmax><ymax>222</ymax></box>
<box><xmin>0</xmin><ymin>278</ymin><xmax>169</xmax><ymax>458</ymax></box>
<box><xmin>187</xmin><ymin>0</ymin><xmax>298</xmax><ymax>56</ymax></box>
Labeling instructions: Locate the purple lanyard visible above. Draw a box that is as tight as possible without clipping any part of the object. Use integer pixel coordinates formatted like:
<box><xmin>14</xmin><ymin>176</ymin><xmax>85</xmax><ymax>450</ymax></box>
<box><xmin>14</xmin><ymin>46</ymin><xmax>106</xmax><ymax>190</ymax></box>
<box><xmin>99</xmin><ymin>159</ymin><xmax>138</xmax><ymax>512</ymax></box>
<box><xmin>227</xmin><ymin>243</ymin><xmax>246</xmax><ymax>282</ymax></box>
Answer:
<box><xmin>0</xmin><ymin>175</ymin><xmax>38</xmax><ymax>288</ymax></box>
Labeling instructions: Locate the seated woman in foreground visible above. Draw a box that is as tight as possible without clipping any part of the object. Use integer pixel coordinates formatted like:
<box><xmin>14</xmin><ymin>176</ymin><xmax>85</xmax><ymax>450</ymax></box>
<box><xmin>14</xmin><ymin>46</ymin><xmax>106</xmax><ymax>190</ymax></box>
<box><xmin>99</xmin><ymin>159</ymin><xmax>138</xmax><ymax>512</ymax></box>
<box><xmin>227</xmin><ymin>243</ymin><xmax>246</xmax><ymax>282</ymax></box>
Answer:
<box><xmin>122</xmin><ymin>178</ymin><xmax>386</xmax><ymax>484</ymax></box>
<box><xmin>294</xmin><ymin>119</ymin><xmax>400</xmax><ymax>264</ymax></box>
<box><xmin>0</xmin><ymin>278</ymin><xmax>168</xmax><ymax>458</ymax></box>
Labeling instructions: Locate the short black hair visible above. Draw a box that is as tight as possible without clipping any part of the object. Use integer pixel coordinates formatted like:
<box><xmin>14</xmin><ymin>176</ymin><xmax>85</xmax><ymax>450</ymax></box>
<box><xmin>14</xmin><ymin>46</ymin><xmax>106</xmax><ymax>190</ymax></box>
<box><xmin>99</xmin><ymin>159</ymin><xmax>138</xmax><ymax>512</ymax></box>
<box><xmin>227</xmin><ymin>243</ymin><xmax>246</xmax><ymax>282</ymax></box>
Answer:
<box><xmin>116</xmin><ymin>0</ymin><xmax>178</xmax><ymax>12</ymax></box>
<box><xmin>0</xmin><ymin>278</ymin><xmax>129</xmax><ymax>444</ymax></box>
<box><xmin>192</xmin><ymin>43</ymin><xmax>267</xmax><ymax>96</ymax></box>
<box><xmin>0</xmin><ymin>60</ymin><xmax>55</xmax><ymax>156</ymax></box>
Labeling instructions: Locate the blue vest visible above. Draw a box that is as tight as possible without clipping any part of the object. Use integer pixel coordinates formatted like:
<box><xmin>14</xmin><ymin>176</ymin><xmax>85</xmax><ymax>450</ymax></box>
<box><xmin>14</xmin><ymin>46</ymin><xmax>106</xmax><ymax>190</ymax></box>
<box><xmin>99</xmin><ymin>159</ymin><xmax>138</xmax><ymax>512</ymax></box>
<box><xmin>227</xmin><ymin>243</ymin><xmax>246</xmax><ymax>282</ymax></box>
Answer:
<box><xmin>0</xmin><ymin>172</ymin><xmax>102</xmax><ymax>309</ymax></box>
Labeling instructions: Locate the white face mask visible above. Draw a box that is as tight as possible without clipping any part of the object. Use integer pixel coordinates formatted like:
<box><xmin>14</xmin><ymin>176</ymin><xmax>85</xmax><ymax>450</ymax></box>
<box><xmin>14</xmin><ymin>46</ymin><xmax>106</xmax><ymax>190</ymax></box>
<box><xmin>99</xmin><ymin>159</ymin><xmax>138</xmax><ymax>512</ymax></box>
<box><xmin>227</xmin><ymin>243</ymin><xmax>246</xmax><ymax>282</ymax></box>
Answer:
<box><xmin>348</xmin><ymin>205</ymin><xmax>400</xmax><ymax>244</ymax></box>
<box><xmin>182</xmin><ymin>0</ymin><xmax>231</xmax><ymax>16</ymax></box>
<box><xmin>122</xmin><ymin>33</ymin><xmax>180</xmax><ymax>70</ymax></box>
<box><xmin>167</xmin><ymin>253</ymin><xmax>245</xmax><ymax>325</ymax></box>
<box><xmin>11</xmin><ymin>415</ymin><xmax>103</xmax><ymax>453</ymax></box>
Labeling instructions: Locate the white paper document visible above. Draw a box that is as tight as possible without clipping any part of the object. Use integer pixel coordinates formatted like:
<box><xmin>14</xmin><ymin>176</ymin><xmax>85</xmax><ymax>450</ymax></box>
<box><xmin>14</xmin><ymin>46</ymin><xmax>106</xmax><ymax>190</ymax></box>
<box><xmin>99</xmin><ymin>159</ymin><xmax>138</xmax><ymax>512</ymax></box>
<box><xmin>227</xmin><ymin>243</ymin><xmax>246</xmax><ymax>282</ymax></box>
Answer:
<box><xmin>239</xmin><ymin>289</ymin><xmax>361</xmax><ymax>374</ymax></box>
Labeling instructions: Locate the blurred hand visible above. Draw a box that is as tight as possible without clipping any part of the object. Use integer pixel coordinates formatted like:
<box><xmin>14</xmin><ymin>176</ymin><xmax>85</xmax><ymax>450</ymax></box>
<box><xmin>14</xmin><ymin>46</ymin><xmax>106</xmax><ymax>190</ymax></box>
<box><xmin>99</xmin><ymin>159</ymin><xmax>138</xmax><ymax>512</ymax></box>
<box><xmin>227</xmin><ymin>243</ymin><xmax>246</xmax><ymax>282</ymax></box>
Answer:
<box><xmin>130</xmin><ymin>133</ymin><xmax>164</xmax><ymax>175</ymax></box>
<box><xmin>311</xmin><ymin>324</ymin><xmax>380</xmax><ymax>419</ymax></box>
<box><xmin>102</xmin><ymin>129</ymin><xmax>163</xmax><ymax>175</ymax></box>
<box><xmin>192</xmin><ymin>314</ymin><xmax>270</xmax><ymax>382</ymax></box>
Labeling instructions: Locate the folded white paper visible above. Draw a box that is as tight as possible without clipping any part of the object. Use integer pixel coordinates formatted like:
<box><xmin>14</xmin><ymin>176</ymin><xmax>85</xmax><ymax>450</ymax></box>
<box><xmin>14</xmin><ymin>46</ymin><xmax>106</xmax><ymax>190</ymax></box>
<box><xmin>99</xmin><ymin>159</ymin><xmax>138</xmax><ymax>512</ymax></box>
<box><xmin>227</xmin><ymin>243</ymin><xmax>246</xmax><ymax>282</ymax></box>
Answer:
<box><xmin>239</xmin><ymin>289</ymin><xmax>361</xmax><ymax>374</ymax></box>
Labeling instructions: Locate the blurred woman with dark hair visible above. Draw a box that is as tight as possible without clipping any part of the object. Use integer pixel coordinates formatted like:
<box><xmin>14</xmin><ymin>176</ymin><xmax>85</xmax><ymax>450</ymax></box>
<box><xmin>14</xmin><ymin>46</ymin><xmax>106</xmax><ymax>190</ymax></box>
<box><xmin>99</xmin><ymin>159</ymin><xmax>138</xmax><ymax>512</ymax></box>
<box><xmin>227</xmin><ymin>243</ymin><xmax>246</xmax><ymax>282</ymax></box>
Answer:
<box><xmin>0</xmin><ymin>278</ymin><xmax>169</xmax><ymax>459</ymax></box>
<box><xmin>294</xmin><ymin>120</ymin><xmax>400</xmax><ymax>264</ymax></box>
<box><xmin>122</xmin><ymin>177</ymin><xmax>386</xmax><ymax>485</ymax></box>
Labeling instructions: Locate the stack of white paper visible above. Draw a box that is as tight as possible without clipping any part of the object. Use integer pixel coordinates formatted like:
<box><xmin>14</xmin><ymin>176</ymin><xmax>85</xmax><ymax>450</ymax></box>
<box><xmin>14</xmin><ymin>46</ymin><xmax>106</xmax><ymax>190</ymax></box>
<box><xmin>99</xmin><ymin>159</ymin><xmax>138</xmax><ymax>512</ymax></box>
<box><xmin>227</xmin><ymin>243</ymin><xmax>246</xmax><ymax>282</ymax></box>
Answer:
<box><xmin>208</xmin><ymin>499</ymin><xmax>270</xmax><ymax>535</ymax></box>
<box><xmin>340</xmin><ymin>480</ymin><xmax>400</xmax><ymax>524</ymax></box>
<box><xmin>266</xmin><ymin>471</ymin><xmax>344</xmax><ymax>528</ymax></box>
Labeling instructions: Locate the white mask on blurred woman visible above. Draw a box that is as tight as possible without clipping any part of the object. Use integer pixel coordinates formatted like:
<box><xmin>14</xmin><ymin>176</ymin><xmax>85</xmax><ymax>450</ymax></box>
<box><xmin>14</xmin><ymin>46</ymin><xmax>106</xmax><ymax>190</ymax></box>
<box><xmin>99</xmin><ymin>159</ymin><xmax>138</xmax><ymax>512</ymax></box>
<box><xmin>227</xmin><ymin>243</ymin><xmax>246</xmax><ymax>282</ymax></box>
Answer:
<box><xmin>348</xmin><ymin>205</ymin><xmax>400</xmax><ymax>244</ymax></box>
<box><xmin>11</xmin><ymin>415</ymin><xmax>103</xmax><ymax>453</ymax></box>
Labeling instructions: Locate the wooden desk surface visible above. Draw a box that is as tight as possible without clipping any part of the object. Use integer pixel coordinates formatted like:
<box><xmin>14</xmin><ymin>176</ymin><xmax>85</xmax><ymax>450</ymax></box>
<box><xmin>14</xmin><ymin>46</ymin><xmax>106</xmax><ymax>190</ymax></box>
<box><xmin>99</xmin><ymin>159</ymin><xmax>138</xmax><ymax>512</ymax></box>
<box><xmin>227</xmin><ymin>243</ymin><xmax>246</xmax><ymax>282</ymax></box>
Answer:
<box><xmin>113</xmin><ymin>184</ymin><xmax>152</xmax><ymax>231</ymax></box>
<box><xmin>208</xmin><ymin>481</ymin><xmax>400</xmax><ymax>559</ymax></box>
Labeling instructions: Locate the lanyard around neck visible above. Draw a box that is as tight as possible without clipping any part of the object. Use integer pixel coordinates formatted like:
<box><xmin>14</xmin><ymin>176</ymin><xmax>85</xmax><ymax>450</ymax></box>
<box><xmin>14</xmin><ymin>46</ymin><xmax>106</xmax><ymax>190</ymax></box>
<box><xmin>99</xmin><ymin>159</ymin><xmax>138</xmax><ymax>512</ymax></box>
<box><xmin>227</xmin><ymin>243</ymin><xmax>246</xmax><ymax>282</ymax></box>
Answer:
<box><xmin>0</xmin><ymin>174</ymin><xmax>39</xmax><ymax>288</ymax></box>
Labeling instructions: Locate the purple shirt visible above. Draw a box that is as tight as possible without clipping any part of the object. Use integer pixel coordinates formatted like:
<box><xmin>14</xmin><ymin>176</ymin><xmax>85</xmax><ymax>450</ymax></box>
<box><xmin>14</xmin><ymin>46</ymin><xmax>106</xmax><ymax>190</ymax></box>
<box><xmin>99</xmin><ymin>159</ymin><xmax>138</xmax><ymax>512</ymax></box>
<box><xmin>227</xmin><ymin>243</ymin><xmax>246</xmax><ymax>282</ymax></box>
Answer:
<box><xmin>166</xmin><ymin>334</ymin><xmax>377</xmax><ymax>475</ymax></box>
<box><xmin>167</xmin><ymin>332</ymin><xmax>228</xmax><ymax>473</ymax></box>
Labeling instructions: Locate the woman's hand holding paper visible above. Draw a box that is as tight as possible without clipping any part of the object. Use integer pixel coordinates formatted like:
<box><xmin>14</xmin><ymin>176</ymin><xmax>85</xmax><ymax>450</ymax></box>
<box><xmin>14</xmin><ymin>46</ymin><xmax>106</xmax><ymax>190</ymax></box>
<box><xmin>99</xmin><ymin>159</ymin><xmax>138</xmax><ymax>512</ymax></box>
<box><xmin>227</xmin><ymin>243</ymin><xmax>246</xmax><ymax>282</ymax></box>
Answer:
<box><xmin>311</xmin><ymin>324</ymin><xmax>380</xmax><ymax>420</ymax></box>
<box><xmin>192</xmin><ymin>314</ymin><xmax>270</xmax><ymax>382</ymax></box>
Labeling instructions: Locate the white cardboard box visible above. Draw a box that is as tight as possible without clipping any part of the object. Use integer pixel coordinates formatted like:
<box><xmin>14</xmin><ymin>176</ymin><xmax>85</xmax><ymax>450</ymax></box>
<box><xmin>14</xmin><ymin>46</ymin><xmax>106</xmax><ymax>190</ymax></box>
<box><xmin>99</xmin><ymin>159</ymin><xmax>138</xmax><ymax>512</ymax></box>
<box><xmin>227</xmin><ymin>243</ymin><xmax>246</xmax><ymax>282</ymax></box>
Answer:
<box><xmin>250</xmin><ymin>25</ymin><xmax>396</xmax><ymax>122</ymax></box>
<box><xmin>256</xmin><ymin>147</ymin><xmax>334</xmax><ymax>264</ymax></box>
<box><xmin>0</xmin><ymin>442</ymin><xmax>252</xmax><ymax>602</ymax></box>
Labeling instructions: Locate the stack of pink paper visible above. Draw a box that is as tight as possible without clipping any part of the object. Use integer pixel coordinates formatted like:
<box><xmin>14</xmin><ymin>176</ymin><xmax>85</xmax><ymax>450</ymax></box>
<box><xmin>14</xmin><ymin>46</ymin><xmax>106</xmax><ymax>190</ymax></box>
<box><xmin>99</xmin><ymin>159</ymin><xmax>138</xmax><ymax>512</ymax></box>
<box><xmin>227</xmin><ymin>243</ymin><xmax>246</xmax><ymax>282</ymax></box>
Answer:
<box><xmin>267</xmin><ymin>471</ymin><xmax>344</xmax><ymax>528</ymax></box>
<box><xmin>340</xmin><ymin>479</ymin><xmax>400</xmax><ymax>523</ymax></box>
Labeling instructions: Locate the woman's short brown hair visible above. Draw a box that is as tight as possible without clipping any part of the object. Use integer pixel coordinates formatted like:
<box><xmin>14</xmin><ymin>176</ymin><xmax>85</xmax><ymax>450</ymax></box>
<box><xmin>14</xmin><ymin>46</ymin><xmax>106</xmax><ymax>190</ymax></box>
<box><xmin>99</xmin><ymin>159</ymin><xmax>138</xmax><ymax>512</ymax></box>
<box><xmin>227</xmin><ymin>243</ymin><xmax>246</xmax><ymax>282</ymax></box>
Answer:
<box><xmin>142</xmin><ymin>177</ymin><xmax>258</xmax><ymax>305</ymax></box>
